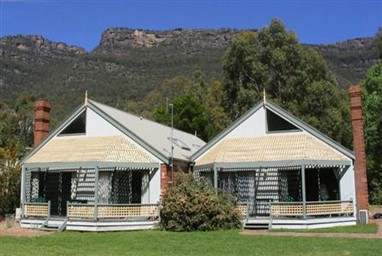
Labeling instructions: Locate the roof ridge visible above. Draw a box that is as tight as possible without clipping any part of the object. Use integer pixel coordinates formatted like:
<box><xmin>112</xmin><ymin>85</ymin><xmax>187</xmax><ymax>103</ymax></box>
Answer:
<box><xmin>88</xmin><ymin>99</ymin><xmax>201</xmax><ymax>139</ymax></box>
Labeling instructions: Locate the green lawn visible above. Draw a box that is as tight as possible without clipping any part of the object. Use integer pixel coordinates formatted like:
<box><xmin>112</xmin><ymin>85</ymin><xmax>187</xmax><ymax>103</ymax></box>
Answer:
<box><xmin>273</xmin><ymin>223</ymin><xmax>378</xmax><ymax>234</ymax></box>
<box><xmin>370</xmin><ymin>205</ymin><xmax>382</xmax><ymax>210</ymax></box>
<box><xmin>1</xmin><ymin>230</ymin><xmax>381</xmax><ymax>256</ymax></box>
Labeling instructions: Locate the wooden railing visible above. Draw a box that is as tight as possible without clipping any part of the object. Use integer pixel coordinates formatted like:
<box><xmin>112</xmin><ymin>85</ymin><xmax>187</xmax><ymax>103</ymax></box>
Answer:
<box><xmin>67</xmin><ymin>203</ymin><xmax>159</xmax><ymax>219</ymax></box>
<box><xmin>67</xmin><ymin>203</ymin><xmax>95</xmax><ymax>218</ymax></box>
<box><xmin>24</xmin><ymin>202</ymin><xmax>50</xmax><ymax>217</ymax></box>
<box><xmin>236</xmin><ymin>202</ymin><xmax>249</xmax><ymax>218</ymax></box>
<box><xmin>270</xmin><ymin>200</ymin><xmax>353</xmax><ymax>218</ymax></box>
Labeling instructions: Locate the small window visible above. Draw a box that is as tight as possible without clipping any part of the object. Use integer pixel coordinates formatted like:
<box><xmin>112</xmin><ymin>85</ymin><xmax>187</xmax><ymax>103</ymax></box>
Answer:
<box><xmin>60</xmin><ymin>111</ymin><xmax>86</xmax><ymax>135</ymax></box>
<box><xmin>266</xmin><ymin>109</ymin><xmax>300</xmax><ymax>132</ymax></box>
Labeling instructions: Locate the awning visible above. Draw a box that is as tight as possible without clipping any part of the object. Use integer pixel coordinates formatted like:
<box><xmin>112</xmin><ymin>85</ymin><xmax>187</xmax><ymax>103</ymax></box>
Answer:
<box><xmin>24</xmin><ymin>135</ymin><xmax>159</xmax><ymax>169</ymax></box>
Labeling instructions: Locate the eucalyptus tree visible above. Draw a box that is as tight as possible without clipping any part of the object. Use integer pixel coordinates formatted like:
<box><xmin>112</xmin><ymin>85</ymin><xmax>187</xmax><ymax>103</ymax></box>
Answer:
<box><xmin>362</xmin><ymin>62</ymin><xmax>382</xmax><ymax>204</ymax></box>
<box><xmin>222</xmin><ymin>18</ymin><xmax>351</xmax><ymax>146</ymax></box>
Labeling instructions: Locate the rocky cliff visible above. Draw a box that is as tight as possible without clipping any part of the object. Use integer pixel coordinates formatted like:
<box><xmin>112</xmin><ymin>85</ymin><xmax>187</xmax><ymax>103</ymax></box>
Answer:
<box><xmin>95</xmin><ymin>28</ymin><xmax>242</xmax><ymax>52</ymax></box>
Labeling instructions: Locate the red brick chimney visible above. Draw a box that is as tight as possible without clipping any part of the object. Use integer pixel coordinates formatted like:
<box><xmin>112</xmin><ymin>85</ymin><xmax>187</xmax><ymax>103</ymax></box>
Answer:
<box><xmin>348</xmin><ymin>85</ymin><xmax>369</xmax><ymax>213</ymax></box>
<box><xmin>34</xmin><ymin>101</ymin><xmax>51</xmax><ymax>146</ymax></box>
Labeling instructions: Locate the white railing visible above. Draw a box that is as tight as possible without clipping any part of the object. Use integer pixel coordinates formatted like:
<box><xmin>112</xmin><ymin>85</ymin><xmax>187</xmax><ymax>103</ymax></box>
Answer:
<box><xmin>270</xmin><ymin>200</ymin><xmax>353</xmax><ymax>218</ymax></box>
<box><xmin>67</xmin><ymin>203</ymin><xmax>159</xmax><ymax>219</ymax></box>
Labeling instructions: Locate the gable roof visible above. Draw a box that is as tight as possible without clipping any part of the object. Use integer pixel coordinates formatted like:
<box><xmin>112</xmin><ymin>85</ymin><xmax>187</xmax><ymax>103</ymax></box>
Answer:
<box><xmin>88</xmin><ymin>100</ymin><xmax>205</xmax><ymax>162</ymax></box>
<box><xmin>191</xmin><ymin>100</ymin><xmax>354</xmax><ymax>163</ymax></box>
<box><xmin>22</xmin><ymin>99</ymin><xmax>205</xmax><ymax>166</ymax></box>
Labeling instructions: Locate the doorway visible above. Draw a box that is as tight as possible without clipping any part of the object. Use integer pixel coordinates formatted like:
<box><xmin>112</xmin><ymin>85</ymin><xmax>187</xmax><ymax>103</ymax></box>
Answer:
<box><xmin>44</xmin><ymin>172</ymin><xmax>72</xmax><ymax>216</ymax></box>
<box><xmin>131</xmin><ymin>172</ymin><xmax>143</xmax><ymax>203</ymax></box>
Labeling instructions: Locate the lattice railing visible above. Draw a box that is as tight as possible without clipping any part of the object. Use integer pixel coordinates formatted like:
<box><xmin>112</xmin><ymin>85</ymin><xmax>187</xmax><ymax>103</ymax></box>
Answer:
<box><xmin>97</xmin><ymin>204</ymin><xmax>159</xmax><ymax>218</ymax></box>
<box><xmin>24</xmin><ymin>202</ymin><xmax>50</xmax><ymax>217</ymax></box>
<box><xmin>270</xmin><ymin>200</ymin><xmax>353</xmax><ymax>218</ymax></box>
<box><xmin>306</xmin><ymin>201</ymin><xmax>353</xmax><ymax>216</ymax></box>
<box><xmin>236</xmin><ymin>202</ymin><xmax>248</xmax><ymax>218</ymax></box>
<box><xmin>270</xmin><ymin>202</ymin><xmax>303</xmax><ymax>216</ymax></box>
<box><xmin>67</xmin><ymin>203</ymin><xmax>159</xmax><ymax>219</ymax></box>
<box><xmin>67</xmin><ymin>204</ymin><xmax>95</xmax><ymax>218</ymax></box>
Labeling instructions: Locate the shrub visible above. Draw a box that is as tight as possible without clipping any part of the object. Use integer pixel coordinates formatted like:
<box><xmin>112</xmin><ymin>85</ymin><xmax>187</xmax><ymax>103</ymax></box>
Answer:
<box><xmin>160</xmin><ymin>172</ymin><xmax>241</xmax><ymax>231</ymax></box>
<box><xmin>0</xmin><ymin>165</ymin><xmax>21</xmax><ymax>216</ymax></box>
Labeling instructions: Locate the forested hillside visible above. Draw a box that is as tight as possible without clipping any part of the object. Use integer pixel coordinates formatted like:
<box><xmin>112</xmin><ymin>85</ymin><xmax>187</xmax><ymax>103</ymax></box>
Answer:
<box><xmin>0</xmin><ymin>28</ymin><xmax>379</xmax><ymax>122</ymax></box>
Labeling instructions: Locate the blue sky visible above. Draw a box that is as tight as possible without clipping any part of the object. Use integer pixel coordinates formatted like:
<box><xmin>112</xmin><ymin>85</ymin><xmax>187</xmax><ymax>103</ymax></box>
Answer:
<box><xmin>1</xmin><ymin>0</ymin><xmax>381</xmax><ymax>52</ymax></box>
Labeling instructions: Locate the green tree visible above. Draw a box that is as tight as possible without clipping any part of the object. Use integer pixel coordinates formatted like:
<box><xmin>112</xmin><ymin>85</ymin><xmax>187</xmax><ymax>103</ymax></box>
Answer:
<box><xmin>222</xmin><ymin>19</ymin><xmax>351</xmax><ymax>146</ymax></box>
<box><xmin>153</xmin><ymin>72</ymin><xmax>229</xmax><ymax>141</ymax></box>
<box><xmin>375</xmin><ymin>27</ymin><xmax>382</xmax><ymax>59</ymax></box>
<box><xmin>361</xmin><ymin>62</ymin><xmax>382</xmax><ymax>204</ymax></box>
<box><xmin>154</xmin><ymin>94</ymin><xmax>211</xmax><ymax>141</ymax></box>
<box><xmin>0</xmin><ymin>94</ymin><xmax>35</xmax><ymax>216</ymax></box>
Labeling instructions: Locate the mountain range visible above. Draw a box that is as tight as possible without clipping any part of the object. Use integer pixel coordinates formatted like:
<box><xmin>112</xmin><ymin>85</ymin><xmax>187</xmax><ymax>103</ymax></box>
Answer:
<box><xmin>0</xmin><ymin>28</ymin><xmax>379</xmax><ymax>121</ymax></box>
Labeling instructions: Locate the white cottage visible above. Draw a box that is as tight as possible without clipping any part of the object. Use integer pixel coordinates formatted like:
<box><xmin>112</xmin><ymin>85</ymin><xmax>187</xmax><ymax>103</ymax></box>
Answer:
<box><xmin>20</xmin><ymin>98</ymin><xmax>205</xmax><ymax>231</ymax></box>
<box><xmin>191</xmin><ymin>98</ymin><xmax>360</xmax><ymax>229</ymax></box>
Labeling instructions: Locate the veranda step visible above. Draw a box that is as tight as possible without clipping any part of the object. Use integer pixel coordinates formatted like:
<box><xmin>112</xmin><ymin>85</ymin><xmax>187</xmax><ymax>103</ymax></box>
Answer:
<box><xmin>244</xmin><ymin>222</ymin><xmax>269</xmax><ymax>230</ymax></box>
<box><xmin>38</xmin><ymin>219</ymin><xmax>68</xmax><ymax>232</ymax></box>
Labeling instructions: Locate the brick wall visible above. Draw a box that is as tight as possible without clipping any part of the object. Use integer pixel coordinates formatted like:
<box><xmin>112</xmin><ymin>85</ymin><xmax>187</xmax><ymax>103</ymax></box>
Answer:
<box><xmin>348</xmin><ymin>85</ymin><xmax>369</xmax><ymax>212</ymax></box>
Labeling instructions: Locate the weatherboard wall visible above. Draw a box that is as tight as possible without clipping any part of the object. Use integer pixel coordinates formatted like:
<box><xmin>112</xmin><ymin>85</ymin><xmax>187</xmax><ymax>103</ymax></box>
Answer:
<box><xmin>225</xmin><ymin>106</ymin><xmax>267</xmax><ymax>138</ymax></box>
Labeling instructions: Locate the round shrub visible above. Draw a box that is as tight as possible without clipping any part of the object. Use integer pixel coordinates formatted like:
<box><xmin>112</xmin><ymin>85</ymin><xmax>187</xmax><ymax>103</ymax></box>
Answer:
<box><xmin>160</xmin><ymin>172</ymin><xmax>241</xmax><ymax>231</ymax></box>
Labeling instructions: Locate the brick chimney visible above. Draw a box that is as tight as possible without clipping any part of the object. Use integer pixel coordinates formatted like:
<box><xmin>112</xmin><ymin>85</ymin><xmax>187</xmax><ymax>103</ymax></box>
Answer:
<box><xmin>348</xmin><ymin>85</ymin><xmax>368</xmax><ymax>213</ymax></box>
<box><xmin>34</xmin><ymin>101</ymin><xmax>51</xmax><ymax>146</ymax></box>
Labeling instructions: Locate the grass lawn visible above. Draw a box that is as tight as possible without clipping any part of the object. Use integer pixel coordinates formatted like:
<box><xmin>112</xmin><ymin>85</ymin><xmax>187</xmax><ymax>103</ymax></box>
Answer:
<box><xmin>370</xmin><ymin>205</ymin><xmax>382</xmax><ymax>210</ymax></box>
<box><xmin>1</xmin><ymin>230</ymin><xmax>381</xmax><ymax>256</ymax></box>
<box><xmin>273</xmin><ymin>223</ymin><xmax>378</xmax><ymax>234</ymax></box>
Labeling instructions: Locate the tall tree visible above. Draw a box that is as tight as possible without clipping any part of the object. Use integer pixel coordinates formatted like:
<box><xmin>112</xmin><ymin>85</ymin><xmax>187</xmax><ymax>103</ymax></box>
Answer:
<box><xmin>222</xmin><ymin>19</ymin><xmax>351</xmax><ymax>146</ymax></box>
<box><xmin>0</xmin><ymin>94</ymin><xmax>35</xmax><ymax>215</ymax></box>
<box><xmin>153</xmin><ymin>72</ymin><xmax>229</xmax><ymax>141</ymax></box>
<box><xmin>362</xmin><ymin>62</ymin><xmax>382</xmax><ymax>204</ymax></box>
<box><xmin>375</xmin><ymin>27</ymin><xmax>382</xmax><ymax>59</ymax></box>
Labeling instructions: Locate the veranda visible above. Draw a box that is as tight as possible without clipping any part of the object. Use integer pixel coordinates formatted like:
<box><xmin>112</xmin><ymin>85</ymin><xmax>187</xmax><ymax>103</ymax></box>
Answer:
<box><xmin>21</xmin><ymin>164</ymin><xmax>161</xmax><ymax>232</ymax></box>
<box><xmin>195</xmin><ymin>162</ymin><xmax>355</xmax><ymax>229</ymax></box>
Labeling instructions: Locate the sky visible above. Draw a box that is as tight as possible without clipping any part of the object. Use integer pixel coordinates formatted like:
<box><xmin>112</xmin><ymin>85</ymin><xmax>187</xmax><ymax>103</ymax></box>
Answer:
<box><xmin>0</xmin><ymin>0</ymin><xmax>381</xmax><ymax>52</ymax></box>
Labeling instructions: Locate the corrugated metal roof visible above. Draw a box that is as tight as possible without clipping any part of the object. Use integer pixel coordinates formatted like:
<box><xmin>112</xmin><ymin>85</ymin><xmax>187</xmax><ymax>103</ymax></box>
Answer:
<box><xmin>89</xmin><ymin>100</ymin><xmax>205</xmax><ymax>161</ymax></box>
<box><xmin>195</xmin><ymin>132</ymin><xmax>349</xmax><ymax>167</ymax></box>
<box><xmin>26</xmin><ymin>135</ymin><xmax>158</xmax><ymax>164</ymax></box>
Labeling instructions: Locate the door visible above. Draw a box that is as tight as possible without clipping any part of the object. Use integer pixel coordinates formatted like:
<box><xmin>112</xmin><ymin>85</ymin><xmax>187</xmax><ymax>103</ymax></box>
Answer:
<box><xmin>131</xmin><ymin>172</ymin><xmax>143</xmax><ymax>203</ymax></box>
<box><xmin>45</xmin><ymin>172</ymin><xmax>72</xmax><ymax>216</ymax></box>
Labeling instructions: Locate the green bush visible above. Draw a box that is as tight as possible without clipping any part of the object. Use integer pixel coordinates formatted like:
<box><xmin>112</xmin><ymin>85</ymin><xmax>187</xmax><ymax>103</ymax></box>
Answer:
<box><xmin>160</xmin><ymin>172</ymin><xmax>242</xmax><ymax>231</ymax></box>
<box><xmin>0</xmin><ymin>165</ymin><xmax>21</xmax><ymax>216</ymax></box>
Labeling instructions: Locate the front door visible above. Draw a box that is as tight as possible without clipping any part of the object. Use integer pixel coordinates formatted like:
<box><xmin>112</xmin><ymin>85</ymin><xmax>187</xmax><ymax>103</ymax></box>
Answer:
<box><xmin>45</xmin><ymin>172</ymin><xmax>72</xmax><ymax>216</ymax></box>
<box><xmin>131</xmin><ymin>172</ymin><xmax>143</xmax><ymax>203</ymax></box>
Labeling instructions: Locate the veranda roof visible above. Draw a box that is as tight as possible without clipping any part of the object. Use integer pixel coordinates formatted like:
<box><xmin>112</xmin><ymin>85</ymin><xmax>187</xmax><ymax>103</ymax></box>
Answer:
<box><xmin>24</xmin><ymin>135</ymin><xmax>159</xmax><ymax>169</ymax></box>
<box><xmin>195</xmin><ymin>132</ymin><xmax>351</xmax><ymax>169</ymax></box>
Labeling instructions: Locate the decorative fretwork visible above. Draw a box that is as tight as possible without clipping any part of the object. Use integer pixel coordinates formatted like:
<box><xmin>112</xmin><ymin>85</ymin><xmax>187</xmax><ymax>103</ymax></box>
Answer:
<box><xmin>71</xmin><ymin>172</ymin><xmax>78</xmax><ymax>200</ymax></box>
<box><xmin>25</xmin><ymin>169</ymin><xmax>32</xmax><ymax>203</ymax></box>
<box><xmin>98</xmin><ymin>172</ymin><xmax>112</xmax><ymax>204</ymax></box>
<box><xmin>57</xmin><ymin>172</ymin><xmax>63</xmax><ymax>215</ymax></box>
<box><xmin>30</xmin><ymin>172</ymin><xmax>40</xmax><ymax>202</ymax></box>
<box><xmin>111</xmin><ymin>170</ymin><xmax>132</xmax><ymax>204</ymax></box>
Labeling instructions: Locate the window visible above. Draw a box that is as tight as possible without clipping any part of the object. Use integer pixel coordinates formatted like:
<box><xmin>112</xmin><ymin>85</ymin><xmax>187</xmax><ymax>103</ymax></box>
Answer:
<box><xmin>59</xmin><ymin>111</ymin><xmax>86</xmax><ymax>135</ymax></box>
